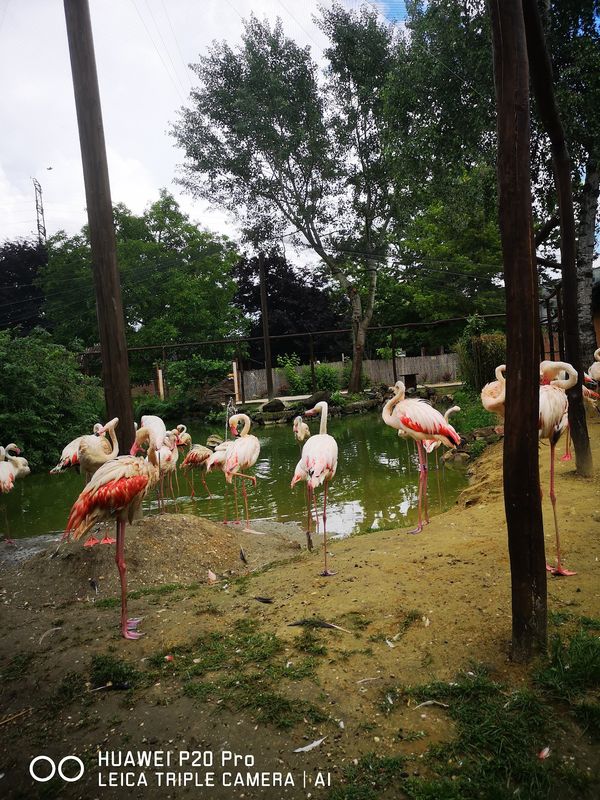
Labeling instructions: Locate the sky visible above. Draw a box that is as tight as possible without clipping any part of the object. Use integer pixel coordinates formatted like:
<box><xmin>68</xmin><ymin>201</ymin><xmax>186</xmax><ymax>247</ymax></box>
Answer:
<box><xmin>0</xmin><ymin>0</ymin><xmax>403</xmax><ymax>248</ymax></box>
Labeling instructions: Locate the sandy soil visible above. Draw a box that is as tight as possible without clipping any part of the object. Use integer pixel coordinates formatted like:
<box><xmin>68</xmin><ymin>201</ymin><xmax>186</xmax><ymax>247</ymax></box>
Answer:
<box><xmin>1</xmin><ymin>417</ymin><xmax>599</xmax><ymax>799</ymax></box>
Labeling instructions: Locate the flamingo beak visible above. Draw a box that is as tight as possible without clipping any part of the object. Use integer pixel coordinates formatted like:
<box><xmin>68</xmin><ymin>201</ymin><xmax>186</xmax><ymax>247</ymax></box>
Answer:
<box><xmin>230</xmin><ymin>424</ymin><xmax>239</xmax><ymax>437</ymax></box>
<box><xmin>130</xmin><ymin>442</ymin><xmax>142</xmax><ymax>456</ymax></box>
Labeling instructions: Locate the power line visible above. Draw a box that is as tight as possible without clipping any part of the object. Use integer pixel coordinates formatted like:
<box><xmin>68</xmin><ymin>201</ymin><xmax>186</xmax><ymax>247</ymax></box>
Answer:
<box><xmin>142</xmin><ymin>0</ymin><xmax>191</xmax><ymax>91</ymax></box>
<box><xmin>158</xmin><ymin>0</ymin><xmax>192</xmax><ymax>85</ymax></box>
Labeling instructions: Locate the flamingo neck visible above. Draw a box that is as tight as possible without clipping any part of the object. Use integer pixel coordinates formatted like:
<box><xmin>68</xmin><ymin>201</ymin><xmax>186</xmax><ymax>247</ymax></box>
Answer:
<box><xmin>550</xmin><ymin>362</ymin><xmax>578</xmax><ymax>391</ymax></box>
<box><xmin>239</xmin><ymin>415</ymin><xmax>251</xmax><ymax>436</ymax></box>
<box><xmin>382</xmin><ymin>389</ymin><xmax>403</xmax><ymax>426</ymax></box>
<box><xmin>318</xmin><ymin>403</ymin><xmax>328</xmax><ymax>435</ymax></box>
<box><xmin>106</xmin><ymin>425</ymin><xmax>119</xmax><ymax>458</ymax></box>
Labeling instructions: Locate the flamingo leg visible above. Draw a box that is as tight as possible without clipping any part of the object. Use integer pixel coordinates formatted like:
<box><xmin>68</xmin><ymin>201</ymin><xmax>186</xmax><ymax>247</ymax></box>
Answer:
<box><xmin>174</xmin><ymin>467</ymin><xmax>181</xmax><ymax>500</ymax></box>
<box><xmin>240</xmin><ymin>475</ymin><xmax>252</xmax><ymax>530</ymax></box>
<box><xmin>320</xmin><ymin>481</ymin><xmax>336</xmax><ymax>576</ymax></box>
<box><xmin>233</xmin><ymin>477</ymin><xmax>240</xmax><ymax>524</ymax></box>
<box><xmin>305</xmin><ymin>484</ymin><xmax>313</xmax><ymax>551</ymax></box>
<box><xmin>546</xmin><ymin>441</ymin><xmax>576</xmax><ymax>576</ymax></box>
<box><xmin>201</xmin><ymin>469</ymin><xmax>212</xmax><ymax>498</ymax></box>
<box><xmin>115</xmin><ymin>519</ymin><xmax>143</xmax><ymax>639</ymax></box>
<box><xmin>2</xmin><ymin>504</ymin><xmax>16</xmax><ymax>546</ymax></box>
<box><xmin>313</xmin><ymin>488</ymin><xmax>320</xmax><ymax>535</ymax></box>
<box><xmin>408</xmin><ymin>441</ymin><xmax>426</xmax><ymax>534</ymax></box>
<box><xmin>223</xmin><ymin>478</ymin><xmax>229</xmax><ymax>524</ymax></box>
<box><xmin>560</xmin><ymin>426</ymin><xmax>572</xmax><ymax>461</ymax></box>
<box><xmin>423</xmin><ymin>449</ymin><xmax>430</xmax><ymax>525</ymax></box>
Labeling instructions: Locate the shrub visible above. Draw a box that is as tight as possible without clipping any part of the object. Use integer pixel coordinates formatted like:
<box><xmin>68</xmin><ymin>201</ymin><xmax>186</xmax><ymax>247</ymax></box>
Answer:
<box><xmin>455</xmin><ymin>315</ymin><xmax>506</xmax><ymax>392</ymax></box>
<box><xmin>276</xmin><ymin>354</ymin><xmax>310</xmax><ymax>394</ymax></box>
<box><xmin>0</xmin><ymin>328</ymin><xmax>103</xmax><ymax>469</ymax></box>
<box><xmin>166</xmin><ymin>356</ymin><xmax>230</xmax><ymax>394</ymax></box>
<box><xmin>314</xmin><ymin>363</ymin><xmax>339</xmax><ymax>392</ymax></box>
<box><xmin>341</xmin><ymin>360</ymin><xmax>369</xmax><ymax>390</ymax></box>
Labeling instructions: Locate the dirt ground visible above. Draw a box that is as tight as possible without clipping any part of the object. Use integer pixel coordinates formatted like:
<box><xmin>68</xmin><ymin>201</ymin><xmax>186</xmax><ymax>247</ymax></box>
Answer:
<box><xmin>1</xmin><ymin>417</ymin><xmax>599</xmax><ymax>799</ymax></box>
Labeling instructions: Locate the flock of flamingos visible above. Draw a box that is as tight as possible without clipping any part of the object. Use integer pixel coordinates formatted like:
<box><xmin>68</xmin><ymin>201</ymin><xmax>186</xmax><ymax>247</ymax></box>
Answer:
<box><xmin>1</xmin><ymin>349</ymin><xmax>599</xmax><ymax>640</ymax></box>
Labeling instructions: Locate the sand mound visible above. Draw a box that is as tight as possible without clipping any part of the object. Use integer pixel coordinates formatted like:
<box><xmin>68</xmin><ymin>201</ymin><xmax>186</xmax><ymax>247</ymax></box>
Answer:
<box><xmin>2</xmin><ymin>514</ymin><xmax>304</xmax><ymax>608</ymax></box>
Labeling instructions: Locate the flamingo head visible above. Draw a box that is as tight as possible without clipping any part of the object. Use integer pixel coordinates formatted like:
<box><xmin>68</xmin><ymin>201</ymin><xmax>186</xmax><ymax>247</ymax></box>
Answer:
<box><xmin>388</xmin><ymin>381</ymin><xmax>406</xmax><ymax>399</ymax></box>
<box><xmin>97</xmin><ymin>417</ymin><xmax>119</xmax><ymax>435</ymax></box>
<box><xmin>305</xmin><ymin>401</ymin><xmax>326</xmax><ymax>418</ymax></box>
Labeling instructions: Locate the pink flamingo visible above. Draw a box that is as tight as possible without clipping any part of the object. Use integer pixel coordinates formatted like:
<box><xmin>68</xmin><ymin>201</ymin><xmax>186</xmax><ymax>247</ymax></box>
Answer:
<box><xmin>382</xmin><ymin>382</ymin><xmax>460</xmax><ymax>534</ymax></box>
<box><xmin>0</xmin><ymin>446</ymin><xmax>16</xmax><ymax>544</ymax></box>
<box><xmin>157</xmin><ymin>432</ymin><xmax>179</xmax><ymax>506</ymax></box>
<box><xmin>181</xmin><ymin>443</ymin><xmax>213</xmax><ymax>497</ymax></box>
<box><xmin>50</xmin><ymin>423</ymin><xmax>104</xmax><ymax>474</ymax></box>
<box><xmin>4</xmin><ymin>444</ymin><xmax>31</xmax><ymax>479</ymax></box>
<box><xmin>206</xmin><ymin>439</ymin><xmax>235</xmax><ymax>520</ymax></box>
<box><xmin>64</xmin><ymin>447</ymin><xmax>160</xmax><ymax>639</ymax></box>
<box><xmin>481</xmin><ymin>364</ymin><xmax>506</xmax><ymax>432</ymax></box>
<box><xmin>78</xmin><ymin>417</ymin><xmax>119</xmax><ymax>482</ymax></box>
<box><xmin>131</xmin><ymin>415</ymin><xmax>167</xmax><ymax>508</ymax></box>
<box><xmin>291</xmin><ymin>401</ymin><xmax>338</xmax><ymax>575</ymax></box>
<box><xmin>588</xmin><ymin>348</ymin><xmax>600</xmax><ymax>383</ymax></box>
<box><xmin>423</xmin><ymin>406</ymin><xmax>461</xmax><ymax>455</ymax></box>
<box><xmin>293</xmin><ymin>415</ymin><xmax>311</xmax><ymax>444</ymax></box>
<box><xmin>225</xmin><ymin>414</ymin><xmax>260</xmax><ymax>530</ymax></box>
<box><xmin>538</xmin><ymin>360</ymin><xmax>578</xmax><ymax>576</ymax></box>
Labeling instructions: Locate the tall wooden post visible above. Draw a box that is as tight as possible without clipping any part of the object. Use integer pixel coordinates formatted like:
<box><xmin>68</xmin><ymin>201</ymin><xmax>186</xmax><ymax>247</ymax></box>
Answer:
<box><xmin>63</xmin><ymin>0</ymin><xmax>135</xmax><ymax>452</ymax></box>
<box><xmin>391</xmin><ymin>329</ymin><xmax>398</xmax><ymax>383</ymax></box>
<box><xmin>489</xmin><ymin>0</ymin><xmax>547</xmax><ymax>661</ymax></box>
<box><xmin>522</xmin><ymin>0</ymin><xmax>593</xmax><ymax>477</ymax></box>
<box><xmin>258</xmin><ymin>251</ymin><xmax>274</xmax><ymax>399</ymax></box>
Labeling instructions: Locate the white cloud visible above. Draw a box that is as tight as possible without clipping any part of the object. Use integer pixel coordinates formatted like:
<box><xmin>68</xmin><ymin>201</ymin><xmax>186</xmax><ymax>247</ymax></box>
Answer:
<box><xmin>0</xmin><ymin>0</ymin><xmax>341</xmax><ymax>248</ymax></box>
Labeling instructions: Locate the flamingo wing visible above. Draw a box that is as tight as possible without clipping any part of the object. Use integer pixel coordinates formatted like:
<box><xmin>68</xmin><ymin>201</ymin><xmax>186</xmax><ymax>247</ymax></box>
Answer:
<box><xmin>399</xmin><ymin>401</ymin><xmax>460</xmax><ymax>446</ymax></box>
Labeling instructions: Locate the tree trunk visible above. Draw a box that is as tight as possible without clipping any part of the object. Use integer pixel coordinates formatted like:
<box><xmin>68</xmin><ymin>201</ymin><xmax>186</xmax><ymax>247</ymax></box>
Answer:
<box><xmin>489</xmin><ymin>0</ymin><xmax>547</xmax><ymax>662</ymax></box>
<box><xmin>522</xmin><ymin>0</ymin><xmax>593</xmax><ymax>478</ymax></box>
<box><xmin>348</xmin><ymin>287</ymin><xmax>366</xmax><ymax>393</ymax></box>
<box><xmin>577</xmin><ymin>160</ymin><xmax>599</xmax><ymax>368</ymax></box>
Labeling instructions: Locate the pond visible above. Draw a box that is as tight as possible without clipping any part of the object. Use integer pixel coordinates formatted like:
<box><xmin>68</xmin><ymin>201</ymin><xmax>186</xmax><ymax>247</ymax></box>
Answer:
<box><xmin>1</xmin><ymin>411</ymin><xmax>469</xmax><ymax>541</ymax></box>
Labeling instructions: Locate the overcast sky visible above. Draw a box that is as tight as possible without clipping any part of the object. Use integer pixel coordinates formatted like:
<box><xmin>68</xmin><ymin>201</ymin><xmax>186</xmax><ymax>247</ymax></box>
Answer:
<box><xmin>0</xmin><ymin>1</ymin><xmax>403</xmax><ymax>250</ymax></box>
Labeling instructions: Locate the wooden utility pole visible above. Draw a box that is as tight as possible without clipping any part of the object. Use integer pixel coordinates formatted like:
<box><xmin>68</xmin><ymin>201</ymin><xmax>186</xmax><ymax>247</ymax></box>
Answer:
<box><xmin>522</xmin><ymin>0</ymin><xmax>593</xmax><ymax>478</ymax></box>
<box><xmin>63</xmin><ymin>0</ymin><xmax>135</xmax><ymax>453</ymax></box>
<box><xmin>258</xmin><ymin>251</ymin><xmax>274</xmax><ymax>399</ymax></box>
<box><xmin>489</xmin><ymin>0</ymin><xmax>547</xmax><ymax>661</ymax></box>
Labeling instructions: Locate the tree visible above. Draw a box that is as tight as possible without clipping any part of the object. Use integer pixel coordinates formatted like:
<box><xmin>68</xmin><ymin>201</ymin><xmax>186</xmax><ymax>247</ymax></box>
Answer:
<box><xmin>0</xmin><ymin>239</ymin><xmax>48</xmax><ymax>332</ymax></box>
<box><xmin>489</xmin><ymin>0</ymin><xmax>547</xmax><ymax>662</ymax></box>
<box><xmin>0</xmin><ymin>328</ymin><xmax>102</xmax><ymax>468</ymax></box>
<box><xmin>172</xmin><ymin>6</ymin><xmax>402</xmax><ymax>392</ymax></box>
<box><xmin>523</xmin><ymin>0</ymin><xmax>593</xmax><ymax>477</ymax></box>
<box><xmin>41</xmin><ymin>192</ymin><xmax>243</xmax><ymax>383</ymax></box>
<box><xmin>233</xmin><ymin>252</ymin><xmax>348</xmax><ymax>363</ymax></box>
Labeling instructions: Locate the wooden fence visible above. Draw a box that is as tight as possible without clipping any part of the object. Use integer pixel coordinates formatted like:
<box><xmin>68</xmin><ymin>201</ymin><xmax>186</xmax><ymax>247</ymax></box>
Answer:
<box><xmin>240</xmin><ymin>353</ymin><xmax>459</xmax><ymax>400</ymax></box>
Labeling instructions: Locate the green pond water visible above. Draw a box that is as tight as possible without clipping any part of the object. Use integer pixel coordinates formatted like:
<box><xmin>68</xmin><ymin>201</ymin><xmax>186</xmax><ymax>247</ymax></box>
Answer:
<box><xmin>2</xmin><ymin>412</ymin><xmax>469</xmax><ymax>541</ymax></box>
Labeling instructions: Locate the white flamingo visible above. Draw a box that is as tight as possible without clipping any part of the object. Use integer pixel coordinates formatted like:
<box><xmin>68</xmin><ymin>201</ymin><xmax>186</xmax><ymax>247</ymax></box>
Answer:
<box><xmin>291</xmin><ymin>402</ymin><xmax>338</xmax><ymax>575</ymax></box>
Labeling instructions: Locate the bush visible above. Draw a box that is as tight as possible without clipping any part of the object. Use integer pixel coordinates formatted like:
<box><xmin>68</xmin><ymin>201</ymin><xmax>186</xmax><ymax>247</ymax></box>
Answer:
<box><xmin>450</xmin><ymin>388</ymin><xmax>497</xmax><ymax>433</ymax></box>
<box><xmin>0</xmin><ymin>328</ymin><xmax>103</xmax><ymax>469</ymax></box>
<box><xmin>166</xmin><ymin>356</ymin><xmax>230</xmax><ymax>394</ymax></box>
<box><xmin>455</xmin><ymin>315</ymin><xmax>506</xmax><ymax>393</ymax></box>
<box><xmin>276</xmin><ymin>354</ymin><xmax>310</xmax><ymax>394</ymax></box>
<box><xmin>341</xmin><ymin>360</ymin><xmax>369</xmax><ymax>390</ymax></box>
<box><xmin>314</xmin><ymin>363</ymin><xmax>339</xmax><ymax>392</ymax></box>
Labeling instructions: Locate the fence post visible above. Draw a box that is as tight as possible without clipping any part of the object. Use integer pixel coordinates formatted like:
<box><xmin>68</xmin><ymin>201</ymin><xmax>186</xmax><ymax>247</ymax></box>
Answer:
<box><xmin>391</xmin><ymin>329</ymin><xmax>398</xmax><ymax>383</ymax></box>
<box><xmin>162</xmin><ymin>346</ymin><xmax>168</xmax><ymax>398</ymax></box>
<box><xmin>309</xmin><ymin>334</ymin><xmax>316</xmax><ymax>393</ymax></box>
<box><xmin>555</xmin><ymin>290</ymin><xmax>565</xmax><ymax>361</ymax></box>
<box><xmin>259</xmin><ymin>251</ymin><xmax>274</xmax><ymax>399</ymax></box>
<box><xmin>237</xmin><ymin>347</ymin><xmax>246</xmax><ymax>404</ymax></box>
<box><xmin>545</xmin><ymin>300</ymin><xmax>555</xmax><ymax>360</ymax></box>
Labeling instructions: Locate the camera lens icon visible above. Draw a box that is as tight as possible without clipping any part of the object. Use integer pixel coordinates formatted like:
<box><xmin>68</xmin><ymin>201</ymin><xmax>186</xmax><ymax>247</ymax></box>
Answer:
<box><xmin>29</xmin><ymin>755</ymin><xmax>85</xmax><ymax>783</ymax></box>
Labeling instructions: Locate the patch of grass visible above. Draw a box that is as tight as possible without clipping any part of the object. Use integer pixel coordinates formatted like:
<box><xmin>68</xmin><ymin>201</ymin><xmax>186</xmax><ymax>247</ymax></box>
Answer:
<box><xmin>95</xmin><ymin>582</ymin><xmax>193</xmax><ymax>609</ymax></box>
<box><xmin>182</xmin><ymin>681</ymin><xmax>214</xmax><ymax>703</ymax></box>
<box><xmin>340</xmin><ymin>612</ymin><xmax>371</xmax><ymax>632</ymax></box>
<box><xmin>548</xmin><ymin>609</ymin><xmax>573</xmax><ymax>626</ymax></box>
<box><xmin>573</xmin><ymin>701</ymin><xmax>600</xmax><ymax>741</ymax></box>
<box><xmin>465</xmin><ymin>439</ymin><xmax>487</xmax><ymax>459</ymax></box>
<box><xmin>267</xmin><ymin>657</ymin><xmax>318</xmax><ymax>681</ymax></box>
<box><xmin>295</xmin><ymin>629</ymin><xmax>328</xmax><ymax>656</ymax></box>
<box><xmin>450</xmin><ymin>388</ymin><xmax>497</xmax><ymax>433</ymax></box>
<box><xmin>91</xmin><ymin>654</ymin><xmax>140</xmax><ymax>688</ymax></box>
<box><xmin>1</xmin><ymin>652</ymin><xmax>35</xmax><ymax>680</ymax></box>
<box><xmin>535</xmin><ymin>630</ymin><xmax>600</xmax><ymax>699</ymax></box>
<box><xmin>194</xmin><ymin>601</ymin><xmax>221</xmax><ymax>616</ymax></box>
<box><xmin>329</xmin><ymin>753</ymin><xmax>407</xmax><ymax>800</ymax></box>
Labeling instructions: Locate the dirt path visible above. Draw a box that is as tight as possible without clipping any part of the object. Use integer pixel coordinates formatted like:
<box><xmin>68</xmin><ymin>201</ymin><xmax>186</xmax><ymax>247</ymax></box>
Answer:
<box><xmin>1</xmin><ymin>417</ymin><xmax>599</xmax><ymax>799</ymax></box>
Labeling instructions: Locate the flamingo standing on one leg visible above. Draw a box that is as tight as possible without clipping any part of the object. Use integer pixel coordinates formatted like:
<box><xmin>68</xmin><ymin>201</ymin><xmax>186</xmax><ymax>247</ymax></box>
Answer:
<box><xmin>0</xmin><ymin>447</ymin><xmax>17</xmax><ymax>545</ymax></box>
<box><xmin>423</xmin><ymin>406</ymin><xmax>461</xmax><ymax>455</ymax></box>
<box><xmin>50</xmin><ymin>423</ymin><xmax>104</xmax><ymax>474</ymax></box>
<box><xmin>206</xmin><ymin>439</ymin><xmax>235</xmax><ymax>521</ymax></box>
<box><xmin>225</xmin><ymin>414</ymin><xmax>260</xmax><ymax>530</ymax></box>
<box><xmin>538</xmin><ymin>360</ymin><xmax>578</xmax><ymax>576</ymax></box>
<box><xmin>383</xmin><ymin>382</ymin><xmax>460</xmax><ymax>534</ymax></box>
<box><xmin>291</xmin><ymin>401</ymin><xmax>338</xmax><ymax>575</ymax></box>
<box><xmin>157</xmin><ymin>433</ymin><xmax>179</xmax><ymax>507</ymax></box>
<box><xmin>64</xmin><ymin>447</ymin><xmax>160</xmax><ymax>639</ymax></box>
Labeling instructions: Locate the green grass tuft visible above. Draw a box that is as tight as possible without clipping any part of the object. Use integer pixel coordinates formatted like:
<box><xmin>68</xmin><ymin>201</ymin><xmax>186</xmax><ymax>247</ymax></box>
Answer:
<box><xmin>535</xmin><ymin>630</ymin><xmax>600</xmax><ymax>699</ymax></box>
<box><xmin>91</xmin><ymin>654</ymin><xmax>140</xmax><ymax>688</ymax></box>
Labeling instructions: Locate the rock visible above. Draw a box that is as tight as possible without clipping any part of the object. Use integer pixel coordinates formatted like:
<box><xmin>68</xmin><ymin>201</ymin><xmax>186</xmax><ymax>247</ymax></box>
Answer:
<box><xmin>261</xmin><ymin>398</ymin><xmax>285</xmax><ymax>412</ymax></box>
<box><xmin>300</xmin><ymin>390</ymin><xmax>331</xmax><ymax>408</ymax></box>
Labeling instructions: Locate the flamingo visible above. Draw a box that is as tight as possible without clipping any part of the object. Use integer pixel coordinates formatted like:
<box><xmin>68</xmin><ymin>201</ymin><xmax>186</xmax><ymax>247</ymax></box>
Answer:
<box><xmin>291</xmin><ymin>401</ymin><xmax>338</xmax><ymax>575</ymax></box>
<box><xmin>538</xmin><ymin>360</ymin><xmax>578</xmax><ymax>576</ymax></box>
<box><xmin>157</xmin><ymin>432</ymin><xmax>179</xmax><ymax>506</ymax></box>
<box><xmin>3</xmin><ymin>444</ymin><xmax>31</xmax><ymax>479</ymax></box>
<box><xmin>423</xmin><ymin>406</ymin><xmax>461</xmax><ymax>454</ymax></box>
<box><xmin>382</xmin><ymin>382</ymin><xmax>460</xmax><ymax>534</ymax></box>
<box><xmin>481</xmin><ymin>364</ymin><xmax>506</xmax><ymax>431</ymax></box>
<box><xmin>131</xmin><ymin>415</ymin><xmax>167</xmax><ymax>508</ymax></box>
<box><xmin>64</xmin><ymin>447</ymin><xmax>160</xmax><ymax>639</ymax></box>
<box><xmin>293</xmin><ymin>416</ymin><xmax>311</xmax><ymax>444</ymax></box>
<box><xmin>50</xmin><ymin>423</ymin><xmax>104</xmax><ymax>474</ymax></box>
<box><xmin>181</xmin><ymin>442</ymin><xmax>213</xmax><ymax>497</ymax></box>
<box><xmin>225</xmin><ymin>414</ymin><xmax>260</xmax><ymax>530</ymax></box>
<box><xmin>588</xmin><ymin>348</ymin><xmax>600</xmax><ymax>383</ymax></box>
<box><xmin>0</xmin><ymin>447</ymin><xmax>16</xmax><ymax>544</ymax></box>
<box><xmin>78</xmin><ymin>417</ymin><xmax>119</xmax><ymax>482</ymax></box>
